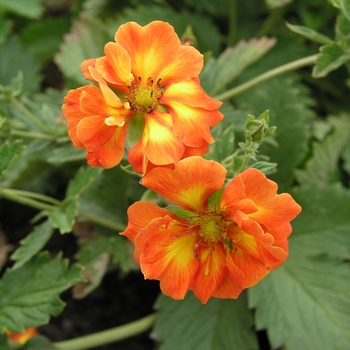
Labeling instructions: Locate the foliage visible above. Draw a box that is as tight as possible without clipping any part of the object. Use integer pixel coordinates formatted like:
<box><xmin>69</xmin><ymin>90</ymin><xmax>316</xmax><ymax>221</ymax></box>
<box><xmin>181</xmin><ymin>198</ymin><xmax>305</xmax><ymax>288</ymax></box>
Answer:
<box><xmin>0</xmin><ymin>0</ymin><xmax>349</xmax><ymax>349</ymax></box>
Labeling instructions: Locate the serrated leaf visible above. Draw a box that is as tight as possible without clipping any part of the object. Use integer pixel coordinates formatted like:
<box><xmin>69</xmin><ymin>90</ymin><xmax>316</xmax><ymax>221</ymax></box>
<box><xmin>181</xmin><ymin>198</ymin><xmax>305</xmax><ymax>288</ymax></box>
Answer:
<box><xmin>0</xmin><ymin>252</ymin><xmax>84</xmax><ymax>332</ymax></box>
<box><xmin>248</xmin><ymin>184</ymin><xmax>350</xmax><ymax>350</ymax></box>
<box><xmin>55</xmin><ymin>17</ymin><xmax>111</xmax><ymax>85</ymax></box>
<box><xmin>295</xmin><ymin>116</ymin><xmax>350</xmax><ymax>186</ymax></box>
<box><xmin>66</xmin><ymin>166</ymin><xmax>102</xmax><ymax>198</ymax></box>
<box><xmin>47</xmin><ymin>145</ymin><xmax>86</xmax><ymax>164</ymax></box>
<box><xmin>0</xmin><ymin>141</ymin><xmax>25</xmax><ymax>181</ymax></box>
<box><xmin>286</xmin><ymin>22</ymin><xmax>333</xmax><ymax>44</ymax></box>
<box><xmin>0</xmin><ymin>37</ymin><xmax>40</xmax><ymax>93</ymax></box>
<box><xmin>11</xmin><ymin>221</ymin><xmax>54</xmax><ymax>270</ymax></box>
<box><xmin>201</xmin><ymin>37</ymin><xmax>276</xmax><ymax>95</ymax></box>
<box><xmin>211</xmin><ymin>124</ymin><xmax>235</xmax><ymax>163</ymax></box>
<box><xmin>78</xmin><ymin>166</ymin><xmax>131</xmax><ymax>230</ymax></box>
<box><xmin>266</xmin><ymin>0</ymin><xmax>293</xmax><ymax>8</ymax></box>
<box><xmin>312</xmin><ymin>43</ymin><xmax>350</xmax><ymax>77</ymax></box>
<box><xmin>153</xmin><ymin>292</ymin><xmax>258</xmax><ymax>350</ymax></box>
<box><xmin>48</xmin><ymin>197</ymin><xmax>77</xmax><ymax>234</ymax></box>
<box><xmin>0</xmin><ymin>0</ymin><xmax>43</xmax><ymax>19</ymax></box>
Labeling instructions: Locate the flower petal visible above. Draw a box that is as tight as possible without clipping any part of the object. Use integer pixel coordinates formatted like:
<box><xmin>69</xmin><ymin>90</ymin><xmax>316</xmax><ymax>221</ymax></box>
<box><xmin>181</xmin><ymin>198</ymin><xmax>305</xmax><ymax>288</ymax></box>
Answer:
<box><xmin>161</xmin><ymin>79</ymin><xmax>222</xmax><ymax>109</ymax></box>
<box><xmin>95</xmin><ymin>42</ymin><xmax>132</xmax><ymax>86</ymax></box>
<box><xmin>115</xmin><ymin>21</ymin><xmax>180</xmax><ymax>83</ymax></box>
<box><xmin>136</xmin><ymin>216</ymin><xmax>200</xmax><ymax>300</ymax></box>
<box><xmin>190</xmin><ymin>242</ymin><xmax>228</xmax><ymax>304</ymax></box>
<box><xmin>141</xmin><ymin>156</ymin><xmax>226</xmax><ymax>212</ymax></box>
<box><xmin>85</xmin><ymin>117</ymin><xmax>130</xmax><ymax>168</ymax></box>
<box><xmin>81</xmin><ymin>58</ymin><xmax>96</xmax><ymax>81</ymax></box>
<box><xmin>77</xmin><ymin>116</ymin><xmax>116</xmax><ymax>150</ymax></box>
<box><xmin>164</xmin><ymin>100</ymin><xmax>223</xmax><ymax>147</ymax></box>
<box><xmin>159</xmin><ymin>45</ymin><xmax>203</xmax><ymax>85</ymax></box>
<box><xmin>121</xmin><ymin>201</ymin><xmax>175</xmax><ymax>243</ymax></box>
<box><xmin>62</xmin><ymin>86</ymin><xmax>97</xmax><ymax>149</ymax></box>
<box><xmin>128</xmin><ymin>111</ymin><xmax>185</xmax><ymax>173</ymax></box>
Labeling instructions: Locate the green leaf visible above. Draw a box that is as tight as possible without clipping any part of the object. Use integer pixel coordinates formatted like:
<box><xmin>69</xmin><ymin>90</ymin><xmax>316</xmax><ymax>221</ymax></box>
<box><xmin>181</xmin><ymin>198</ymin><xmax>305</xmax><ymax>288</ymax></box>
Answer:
<box><xmin>153</xmin><ymin>292</ymin><xmax>258</xmax><ymax>350</ymax></box>
<box><xmin>286</xmin><ymin>22</ymin><xmax>334</xmax><ymax>44</ymax></box>
<box><xmin>341</xmin><ymin>0</ymin><xmax>350</xmax><ymax>20</ymax></box>
<box><xmin>78</xmin><ymin>166</ymin><xmax>132</xmax><ymax>230</ymax></box>
<box><xmin>200</xmin><ymin>37</ymin><xmax>276</xmax><ymax>95</ymax></box>
<box><xmin>11</xmin><ymin>221</ymin><xmax>54</xmax><ymax>270</ymax></box>
<box><xmin>0</xmin><ymin>0</ymin><xmax>43</xmax><ymax>19</ymax></box>
<box><xmin>48</xmin><ymin>197</ymin><xmax>77</xmax><ymax>234</ymax></box>
<box><xmin>182</xmin><ymin>0</ymin><xmax>229</xmax><ymax>16</ymax></box>
<box><xmin>266</xmin><ymin>0</ymin><xmax>293</xmax><ymax>8</ymax></box>
<box><xmin>66</xmin><ymin>166</ymin><xmax>102</xmax><ymax>198</ymax></box>
<box><xmin>0</xmin><ymin>140</ymin><xmax>25</xmax><ymax>181</ymax></box>
<box><xmin>0</xmin><ymin>37</ymin><xmax>41</xmax><ymax>93</ymax></box>
<box><xmin>295</xmin><ymin>116</ymin><xmax>350</xmax><ymax>186</ymax></box>
<box><xmin>47</xmin><ymin>145</ymin><xmax>86</xmax><ymax>164</ymax></box>
<box><xmin>0</xmin><ymin>333</ymin><xmax>9</xmax><ymax>350</ymax></box>
<box><xmin>342</xmin><ymin>143</ymin><xmax>350</xmax><ymax>174</ymax></box>
<box><xmin>312</xmin><ymin>43</ymin><xmax>350</xmax><ymax>77</ymax></box>
<box><xmin>20</xmin><ymin>18</ymin><xmax>71</xmax><ymax>65</ymax></box>
<box><xmin>24</xmin><ymin>336</ymin><xmax>54</xmax><ymax>350</ymax></box>
<box><xmin>211</xmin><ymin>124</ymin><xmax>235</xmax><ymax>163</ymax></box>
<box><xmin>328</xmin><ymin>0</ymin><xmax>342</xmax><ymax>9</ymax></box>
<box><xmin>248</xmin><ymin>184</ymin><xmax>350</xmax><ymax>350</ymax></box>
<box><xmin>0</xmin><ymin>252</ymin><xmax>84</xmax><ymax>332</ymax></box>
<box><xmin>235</xmin><ymin>75</ymin><xmax>313</xmax><ymax>190</ymax></box>
<box><xmin>54</xmin><ymin>17</ymin><xmax>111</xmax><ymax>85</ymax></box>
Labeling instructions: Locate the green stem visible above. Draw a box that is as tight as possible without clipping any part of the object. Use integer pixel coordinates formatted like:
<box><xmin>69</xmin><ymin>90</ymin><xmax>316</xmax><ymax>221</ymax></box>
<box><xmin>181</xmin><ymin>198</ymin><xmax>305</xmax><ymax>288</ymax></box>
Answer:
<box><xmin>53</xmin><ymin>313</ymin><xmax>158</xmax><ymax>350</ymax></box>
<box><xmin>11</xmin><ymin>129</ymin><xmax>57</xmax><ymax>140</ymax></box>
<box><xmin>227</xmin><ymin>0</ymin><xmax>237</xmax><ymax>46</ymax></box>
<box><xmin>214</xmin><ymin>54</ymin><xmax>318</xmax><ymax>101</ymax></box>
<box><xmin>78</xmin><ymin>210</ymin><xmax>126</xmax><ymax>232</ymax></box>
<box><xmin>0</xmin><ymin>188</ymin><xmax>126</xmax><ymax>232</ymax></box>
<box><xmin>0</xmin><ymin>188</ymin><xmax>57</xmax><ymax>211</ymax></box>
<box><xmin>10</xmin><ymin>97</ymin><xmax>52</xmax><ymax>133</ymax></box>
<box><xmin>5</xmin><ymin>188</ymin><xmax>62</xmax><ymax>206</ymax></box>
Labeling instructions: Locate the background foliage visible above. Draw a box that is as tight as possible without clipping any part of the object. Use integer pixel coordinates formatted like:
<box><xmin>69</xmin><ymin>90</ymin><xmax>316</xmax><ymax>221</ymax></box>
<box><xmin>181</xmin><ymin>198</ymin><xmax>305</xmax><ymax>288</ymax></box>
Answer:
<box><xmin>0</xmin><ymin>0</ymin><xmax>349</xmax><ymax>349</ymax></box>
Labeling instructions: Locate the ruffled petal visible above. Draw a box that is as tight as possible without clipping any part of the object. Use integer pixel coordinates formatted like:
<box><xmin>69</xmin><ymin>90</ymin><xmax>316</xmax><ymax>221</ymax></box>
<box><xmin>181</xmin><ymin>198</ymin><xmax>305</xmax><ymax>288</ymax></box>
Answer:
<box><xmin>121</xmin><ymin>201</ymin><xmax>175</xmax><ymax>243</ymax></box>
<box><xmin>190</xmin><ymin>242</ymin><xmax>228</xmax><ymax>304</ymax></box>
<box><xmin>115</xmin><ymin>21</ymin><xmax>180</xmax><ymax>83</ymax></box>
<box><xmin>85</xmin><ymin>117</ymin><xmax>130</xmax><ymax>168</ymax></box>
<box><xmin>164</xmin><ymin>100</ymin><xmax>223</xmax><ymax>147</ymax></box>
<box><xmin>158</xmin><ymin>45</ymin><xmax>203</xmax><ymax>86</ymax></box>
<box><xmin>95</xmin><ymin>42</ymin><xmax>132</xmax><ymax>86</ymax></box>
<box><xmin>62</xmin><ymin>86</ymin><xmax>95</xmax><ymax>149</ymax></box>
<box><xmin>161</xmin><ymin>79</ymin><xmax>222</xmax><ymax>109</ymax></box>
<box><xmin>221</xmin><ymin>168</ymin><xmax>302</xmax><ymax>230</ymax></box>
<box><xmin>135</xmin><ymin>216</ymin><xmax>200</xmax><ymax>299</ymax></box>
<box><xmin>141</xmin><ymin>156</ymin><xmax>226</xmax><ymax>212</ymax></box>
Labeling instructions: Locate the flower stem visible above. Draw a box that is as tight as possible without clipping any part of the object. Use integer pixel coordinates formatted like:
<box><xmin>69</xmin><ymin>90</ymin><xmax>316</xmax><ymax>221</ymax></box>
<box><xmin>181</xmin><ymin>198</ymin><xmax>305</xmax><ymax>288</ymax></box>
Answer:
<box><xmin>78</xmin><ymin>210</ymin><xmax>126</xmax><ymax>232</ymax></box>
<box><xmin>53</xmin><ymin>313</ymin><xmax>158</xmax><ymax>350</ymax></box>
<box><xmin>214</xmin><ymin>54</ymin><xmax>318</xmax><ymax>101</ymax></box>
<box><xmin>227</xmin><ymin>0</ymin><xmax>238</xmax><ymax>46</ymax></box>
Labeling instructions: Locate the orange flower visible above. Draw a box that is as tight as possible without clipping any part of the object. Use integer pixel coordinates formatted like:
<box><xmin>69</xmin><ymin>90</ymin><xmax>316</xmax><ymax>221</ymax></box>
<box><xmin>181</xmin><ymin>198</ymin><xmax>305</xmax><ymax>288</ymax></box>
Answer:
<box><xmin>5</xmin><ymin>327</ymin><xmax>39</xmax><ymax>344</ymax></box>
<box><xmin>121</xmin><ymin>157</ymin><xmax>301</xmax><ymax>303</ymax></box>
<box><xmin>62</xmin><ymin>21</ymin><xmax>223</xmax><ymax>173</ymax></box>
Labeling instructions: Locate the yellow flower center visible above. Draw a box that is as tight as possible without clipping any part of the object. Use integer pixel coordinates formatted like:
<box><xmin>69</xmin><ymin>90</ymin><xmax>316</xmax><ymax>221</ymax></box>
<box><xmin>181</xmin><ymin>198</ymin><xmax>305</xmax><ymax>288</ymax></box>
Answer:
<box><xmin>127</xmin><ymin>77</ymin><xmax>161</xmax><ymax>114</ymax></box>
<box><xmin>198</xmin><ymin>214</ymin><xmax>226</xmax><ymax>243</ymax></box>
